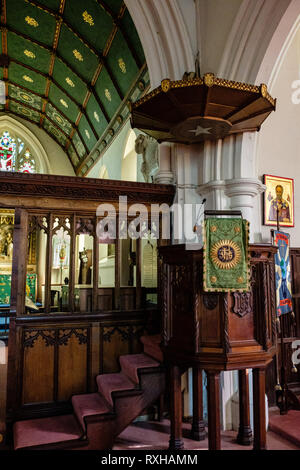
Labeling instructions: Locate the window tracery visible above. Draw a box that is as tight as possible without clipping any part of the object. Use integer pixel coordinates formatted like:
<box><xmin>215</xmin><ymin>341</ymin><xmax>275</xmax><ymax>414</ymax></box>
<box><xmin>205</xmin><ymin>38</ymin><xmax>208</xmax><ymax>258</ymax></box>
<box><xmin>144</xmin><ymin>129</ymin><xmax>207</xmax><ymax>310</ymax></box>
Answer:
<box><xmin>0</xmin><ymin>130</ymin><xmax>36</xmax><ymax>173</ymax></box>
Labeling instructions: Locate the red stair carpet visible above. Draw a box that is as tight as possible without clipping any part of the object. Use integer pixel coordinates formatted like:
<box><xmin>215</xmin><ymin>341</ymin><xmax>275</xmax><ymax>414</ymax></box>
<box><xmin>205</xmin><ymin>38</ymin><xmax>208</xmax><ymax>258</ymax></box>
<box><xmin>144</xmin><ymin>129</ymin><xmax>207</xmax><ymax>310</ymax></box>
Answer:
<box><xmin>13</xmin><ymin>344</ymin><xmax>165</xmax><ymax>451</ymax></box>
<box><xmin>269</xmin><ymin>408</ymin><xmax>300</xmax><ymax>447</ymax></box>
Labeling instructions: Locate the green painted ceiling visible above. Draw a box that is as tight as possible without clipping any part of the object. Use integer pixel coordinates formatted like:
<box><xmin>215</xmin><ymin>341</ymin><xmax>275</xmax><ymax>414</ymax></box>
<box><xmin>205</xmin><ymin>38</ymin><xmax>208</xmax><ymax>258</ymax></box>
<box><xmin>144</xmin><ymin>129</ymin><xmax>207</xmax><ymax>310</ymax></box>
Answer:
<box><xmin>0</xmin><ymin>0</ymin><xmax>148</xmax><ymax>175</ymax></box>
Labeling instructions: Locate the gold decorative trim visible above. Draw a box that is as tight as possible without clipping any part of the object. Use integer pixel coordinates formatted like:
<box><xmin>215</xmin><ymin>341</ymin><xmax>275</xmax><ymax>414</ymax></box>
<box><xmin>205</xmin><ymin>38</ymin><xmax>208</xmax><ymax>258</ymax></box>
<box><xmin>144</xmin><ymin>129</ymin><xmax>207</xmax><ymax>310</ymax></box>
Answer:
<box><xmin>25</xmin><ymin>16</ymin><xmax>39</xmax><ymax>27</ymax></box>
<box><xmin>132</xmin><ymin>75</ymin><xmax>276</xmax><ymax>111</ymax></box>
<box><xmin>210</xmin><ymin>239</ymin><xmax>242</xmax><ymax>270</ymax></box>
<box><xmin>105</xmin><ymin>89</ymin><xmax>111</xmax><ymax>102</ymax></box>
<box><xmin>23</xmin><ymin>75</ymin><xmax>33</xmax><ymax>83</ymax></box>
<box><xmin>65</xmin><ymin>77</ymin><xmax>75</xmax><ymax>87</ymax></box>
<box><xmin>204</xmin><ymin>73</ymin><xmax>215</xmax><ymax>87</ymax></box>
<box><xmin>73</xmin><ymin>49</ymin><xmax>83</xmax><ymax>62</ymax></box>
<box><xmin>82</xmin><ymin>11</ymin><xmax>94</xmax><ymax>26</ymax></box>
<box><xmin>161</xmin><ymin>79</ymin><xmax>171</xmax><ymax>93</ymax></box>
<box><xmin>60</xmin><ymin>98</ymin><xmax>68</xmax><ymax>108</ymax></box>
<box><xmin>24</xmin><ymin>49</ymin><xmax>35</xmax><ymax>59</ymax></box>
<box><xmin>118</xmin><ymin>58</ymin><xmax>126</xmax><ymax>74</ymax></box>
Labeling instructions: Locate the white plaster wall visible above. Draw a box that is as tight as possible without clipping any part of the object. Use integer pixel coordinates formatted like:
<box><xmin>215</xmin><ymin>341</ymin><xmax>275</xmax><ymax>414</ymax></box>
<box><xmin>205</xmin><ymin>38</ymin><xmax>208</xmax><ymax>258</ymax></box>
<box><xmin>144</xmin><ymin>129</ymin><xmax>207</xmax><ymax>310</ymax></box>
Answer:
<box><xmin>257</xmin><ymin>26</ymin><xmax>300</xmax><ymax>246</ymax></box>
<box><xmin>86</xmin><ymin>120</ymin><xmax>145</xmax><ymax>183</ymax></box>
<box><xmin>8</xmin><ymin>115</ymin><xmax>75</xmax><ymax>176</ymax></box>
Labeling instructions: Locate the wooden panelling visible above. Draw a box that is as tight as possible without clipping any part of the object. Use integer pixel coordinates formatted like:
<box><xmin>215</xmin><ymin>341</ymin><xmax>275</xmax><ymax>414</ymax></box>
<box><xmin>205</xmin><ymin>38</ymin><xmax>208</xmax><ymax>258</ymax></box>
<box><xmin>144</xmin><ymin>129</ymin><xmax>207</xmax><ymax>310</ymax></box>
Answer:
<box><xmin>7</xmin><ymin>310</ymin><xmax>156</xmax><ymax>422</ymax></box>
<box><xmin>22</xmin><ymin>333</ymin><xmax>55</xmax><ymax>405</ymax></box>
<box><xmin>101</xmin><ymin>326</ymin><xmax>131</xmax><ymax>374</ymax></box>
<box><xmin>57</xmin><ymin>329</ymin><xmax>89</xmax><ymax>402</ymax></box>
<box><xmin>97</xmin><ymin>289</ymin><xmax>113</xmax><ymax>311</ymax></box>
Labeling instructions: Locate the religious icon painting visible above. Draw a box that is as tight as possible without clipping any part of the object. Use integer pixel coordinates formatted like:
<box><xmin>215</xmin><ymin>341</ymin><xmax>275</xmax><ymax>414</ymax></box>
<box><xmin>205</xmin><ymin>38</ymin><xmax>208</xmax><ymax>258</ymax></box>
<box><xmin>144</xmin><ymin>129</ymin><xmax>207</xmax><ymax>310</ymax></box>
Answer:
<box><xmin>263</xmin><ymin>175</ymin><xmax>294</xmax><ymax>227</ymax></box>
<box><xmin>272</xmin><ymin>231</ymin><xmax>293</xmax><ymax>316</ymax></box>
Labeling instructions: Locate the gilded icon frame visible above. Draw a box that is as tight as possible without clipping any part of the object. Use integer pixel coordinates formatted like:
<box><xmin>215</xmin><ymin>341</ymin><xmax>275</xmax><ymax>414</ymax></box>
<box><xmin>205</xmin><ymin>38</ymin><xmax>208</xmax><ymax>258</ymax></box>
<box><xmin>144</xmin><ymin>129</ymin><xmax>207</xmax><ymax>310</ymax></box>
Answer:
<box><xmin>263</xmin><ymin>174</ymin><xmax>294</xmax><ymax>227</ymax></box>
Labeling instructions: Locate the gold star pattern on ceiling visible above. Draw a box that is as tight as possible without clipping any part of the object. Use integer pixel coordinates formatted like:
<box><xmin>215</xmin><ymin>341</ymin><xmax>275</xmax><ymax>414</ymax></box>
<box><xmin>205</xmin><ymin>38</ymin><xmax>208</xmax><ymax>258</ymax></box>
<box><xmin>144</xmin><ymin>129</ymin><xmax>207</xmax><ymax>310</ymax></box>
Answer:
<box><xmin>73</xmin><ymin>49</ymin><xmax>83</xmax><ymax>61</ymax></box>
<box><xmin>25</xmin><ymin>16</ymin><xmax>39</xmax><ymax>27</ymax></box>
<box><xmin>118</xmin><ymin>58</ymin><xmax>126</xmax><ymax>74</ymax></box>
<box><xmin>85</xmin><ymin>130</ymin><xmax>90</xmax><ymax>139</ymax></box>
<box><xmin>94</xmin><ymin>111</ymin><xmax>99</xmax><ymax>122</ymax></box>
<box><xmin>24</xmin><ymin>50</ymin><xmax>35</xmax><ymax>59</ymax></box>
<box><xmin>105</xmin><ymin>89</ymin><xmax>111</xmax><ymax>102</ymax></box>
<box><xmin>65</xmin><ymin>77</ymin><xmax>75</xmax><ymax>87</ymax></box>
<box><xmin>60</xmin><ymin>99</ymin><xmax>68</xmax><ymax>108</ymax></box>
<box><xmin>82</xmin><ymin>11</ymin><xmax>94</xmax><ymax>26</ymax></box>
<box><xmin>23</xmin><ymin>75</ymin><xmax>33</xmax><ymax>83</ymax></box>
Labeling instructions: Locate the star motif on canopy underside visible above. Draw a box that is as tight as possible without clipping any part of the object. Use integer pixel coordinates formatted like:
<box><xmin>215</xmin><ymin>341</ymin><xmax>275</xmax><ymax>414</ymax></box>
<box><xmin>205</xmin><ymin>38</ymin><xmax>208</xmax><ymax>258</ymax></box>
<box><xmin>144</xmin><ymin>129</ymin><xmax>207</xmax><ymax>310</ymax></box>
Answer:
<box><xmin>188</xmin><ymin>125</ymin><xmax>212</xmax><ymax>136</ymax></box>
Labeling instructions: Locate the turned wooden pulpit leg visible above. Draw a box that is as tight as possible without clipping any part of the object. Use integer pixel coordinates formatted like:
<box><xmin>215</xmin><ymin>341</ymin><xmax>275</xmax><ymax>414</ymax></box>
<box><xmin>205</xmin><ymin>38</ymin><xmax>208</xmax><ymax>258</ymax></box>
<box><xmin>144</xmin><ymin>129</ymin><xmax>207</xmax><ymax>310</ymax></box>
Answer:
<box><xmin>169</xmin><ymin>365</ymin><xmax>184</xmax><ymax>450</ymax></box>
<box><xmin>253</xmin><ymin>368</ymin><xmax>267</xmax><ymax>450</ymax></box>
<box><xmin>206</xmin><ymin>370</ymin><xmax>221</xmax><ymax>450</ymax></box>
<box><xmin>237</xmin><ymin>369</ymin><xmax>253</xmax><ymax>445</ymax></box>
<box><xmin>191</xmin><ymin>367</ymin><xmax>206</xmax><ymax>440</ymax></box>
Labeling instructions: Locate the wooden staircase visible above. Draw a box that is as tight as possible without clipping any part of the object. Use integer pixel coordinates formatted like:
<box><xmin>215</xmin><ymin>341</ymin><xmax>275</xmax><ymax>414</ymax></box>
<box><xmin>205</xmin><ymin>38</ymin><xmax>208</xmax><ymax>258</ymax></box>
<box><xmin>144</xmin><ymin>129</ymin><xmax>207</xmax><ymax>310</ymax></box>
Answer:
<box><xmin>13</xmin><ymin>337</ymin><xmax>165</xmax><ymax>450</ymax></box>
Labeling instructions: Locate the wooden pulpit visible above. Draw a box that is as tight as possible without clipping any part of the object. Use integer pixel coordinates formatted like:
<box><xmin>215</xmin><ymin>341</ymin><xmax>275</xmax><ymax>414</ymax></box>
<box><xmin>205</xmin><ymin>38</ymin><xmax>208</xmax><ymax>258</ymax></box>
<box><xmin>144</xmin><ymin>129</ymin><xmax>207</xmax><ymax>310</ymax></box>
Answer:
<box><xmin>158</xmin><ymin>243</ymin><xmax>277</xmax><ymax>450</ymax></box>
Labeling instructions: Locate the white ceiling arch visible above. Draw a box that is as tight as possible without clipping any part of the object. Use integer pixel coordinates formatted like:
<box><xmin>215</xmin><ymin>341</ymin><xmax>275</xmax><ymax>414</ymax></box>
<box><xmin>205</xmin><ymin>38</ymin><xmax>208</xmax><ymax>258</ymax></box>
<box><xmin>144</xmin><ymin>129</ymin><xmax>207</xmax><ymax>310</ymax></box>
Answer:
<box><xmin>125</xmin><ymin>0</ymin><xmax>195</xmax><ymax>89</ymax></box>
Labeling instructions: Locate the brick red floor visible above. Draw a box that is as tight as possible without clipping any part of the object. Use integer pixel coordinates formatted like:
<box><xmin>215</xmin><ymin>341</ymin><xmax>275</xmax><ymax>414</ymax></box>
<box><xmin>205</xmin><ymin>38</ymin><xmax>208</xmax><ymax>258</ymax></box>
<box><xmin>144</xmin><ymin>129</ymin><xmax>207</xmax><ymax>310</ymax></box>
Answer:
<box><xmin>113</xmin><ymin>418</ymin><xmax>299</xmax><ymax>450</ymax></box>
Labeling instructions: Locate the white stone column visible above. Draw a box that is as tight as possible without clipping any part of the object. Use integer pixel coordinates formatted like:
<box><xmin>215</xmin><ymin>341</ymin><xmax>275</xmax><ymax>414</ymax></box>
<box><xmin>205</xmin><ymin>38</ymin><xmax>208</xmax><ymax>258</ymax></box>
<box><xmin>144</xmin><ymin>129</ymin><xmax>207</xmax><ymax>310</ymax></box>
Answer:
<box><xmin>154</xmin><ymin>142</ymin><xmax>174</xmax><ymax>185</ymax></box>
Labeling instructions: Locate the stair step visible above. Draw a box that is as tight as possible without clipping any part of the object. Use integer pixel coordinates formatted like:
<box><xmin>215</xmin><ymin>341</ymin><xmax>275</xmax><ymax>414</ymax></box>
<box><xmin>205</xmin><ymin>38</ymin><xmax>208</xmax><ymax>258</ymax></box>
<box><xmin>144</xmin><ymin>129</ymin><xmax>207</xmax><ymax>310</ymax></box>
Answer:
<box><xmin>14</xmin><ymin>414</ymin><xmax>83</xmax><ymax>450</ymax></box>
<box><xmin>289</xmin><ymin>385</ymin><xmax>300</xmax><ymax>395</ymax></box>
<box><xmin>119</xmin><ymin>353</ymin><xmax>160</xmax><ymax>384</ymax></box>
<box><xmin>96</xmin><ymin>372</ymin><xmax>137</xmax><ymax>406</ymax></box>
<box><xmin>72</xmin><ymin>393</ymin><xmax>113</xmax><ymax>432</ymax></box>
<box><xmin>269</xmin><ymin>409</ymin><xmax>300</xmax><ymax>448</ymax></box>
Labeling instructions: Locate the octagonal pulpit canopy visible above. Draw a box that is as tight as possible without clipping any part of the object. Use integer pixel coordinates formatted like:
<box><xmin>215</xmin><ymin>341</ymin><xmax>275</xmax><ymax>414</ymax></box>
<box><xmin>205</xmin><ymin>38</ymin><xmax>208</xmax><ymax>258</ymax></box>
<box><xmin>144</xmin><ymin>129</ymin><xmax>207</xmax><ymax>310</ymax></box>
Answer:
<box><xmin>131</xmin><ymin>73</ymin><xmax>276</xmax><ymax>144</ymax></box>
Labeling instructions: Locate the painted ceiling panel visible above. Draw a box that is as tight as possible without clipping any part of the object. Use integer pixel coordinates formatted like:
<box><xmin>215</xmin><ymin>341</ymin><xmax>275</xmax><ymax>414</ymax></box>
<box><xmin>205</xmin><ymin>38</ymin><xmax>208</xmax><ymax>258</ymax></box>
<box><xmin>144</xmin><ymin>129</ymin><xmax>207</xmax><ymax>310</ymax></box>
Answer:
<box><xmin>57</xmin><ymin>25</ymin><xmax>99</xmax><ymax>83</ymax></box>
<box><xmin>43</xmin><ymin>118</ymin><xmax>68</xmax><ymax>147</ymax></box>
<box><xmin>52</xmin><ymin>58</ymin><xmax>87</xmax><ymax>105</ymax></box>
<box><xmin>107</xmin><ymin>0</ymin><xmax>124</xmax><ymax>16</ymax></box>
<box><xmin>121</xmin><ymin>10</ymin><xmax>145</xmax><ymax>66</ymax></box>
<box><xmin>107</xmin><ymin>31</ymin><xmax>139</xmax><ymax>97</ymax></box>
<box><xmin>63</xmin><ymin>0</ymin><xmax>113</xmax><ymax>52</ymax></box>
<box><xmin>78</xmin><ymin>114</ymin><xmax>98</xmax><ymax>152</ymax></box>
<box><xmin>48</xmin><ymin>83</ymin><xmax>79</xmax><ymax>123</ymax></box>
<box><xmin>37</xmin><ymin>0</ymin><xmax>61</xmax><ymax>10</ymax></box>
<box><xmin>7</xmin><ymin>0</ymin><xmax>57</xmax><ymax>47</ymax></box>
<box><xmin>9</xmin><ymin>84</ymin><xmax>43</xmax><ymax>111</ymax></box>
<box><xmin>9</xmin><ymin>100</ymin><xmax>40</xmax><ymax>123</ymax></box>
<box><xmin>67</xmin><ymin>144</ymin><xmax>80</xmax><ymax>167</ymax></box>
<box><xmin>0</xmin><ymin>0</ymin><xmax>147</xmax><ymax>174</ymax></box>
<box><xmin>8</xmin><ymin>62</ymin><xmax>47</xmax><ymax>95</ymax></box>
<box><xmin>72</xmin><ymin>131</ymin><xmax>86</xmax><ymax>159</ymax></box>
<box><xmin>95</xmin><ymin>67</ymin><xmax>122</xmax><ymax>120</ymax></box>
<box><xmin>85</xmin><ymin>94</ymin><xmax>107</xmax><ymax>138</ymax></box>
<box><xmin>45</xmin><ymin>103</ymin><xmax>73</xmax><ymax>135</ymax></box>
<box><xmin>7</xmin><ymin>31</ymin><xmax>51</xmax><ymax>75</ymax></box>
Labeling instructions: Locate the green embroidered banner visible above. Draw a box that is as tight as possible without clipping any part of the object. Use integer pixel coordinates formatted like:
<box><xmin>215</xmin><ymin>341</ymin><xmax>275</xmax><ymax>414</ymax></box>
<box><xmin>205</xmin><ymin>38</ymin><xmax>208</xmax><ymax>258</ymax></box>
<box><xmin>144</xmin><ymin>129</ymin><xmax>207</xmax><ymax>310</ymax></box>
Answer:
<box><xmin>203</xmin><ymin>218</ymin><xmax>250</xmax><ymax>292</ymax></box>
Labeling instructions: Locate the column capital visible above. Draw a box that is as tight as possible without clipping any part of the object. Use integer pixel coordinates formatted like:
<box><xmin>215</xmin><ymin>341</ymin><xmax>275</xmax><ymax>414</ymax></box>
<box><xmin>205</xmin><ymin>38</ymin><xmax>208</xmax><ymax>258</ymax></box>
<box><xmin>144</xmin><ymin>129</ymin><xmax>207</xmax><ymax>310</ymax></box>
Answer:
<box><xmin>224</xmin><ymin>178</ymin><xmax>266</xmax><ymax>199</ymax></box>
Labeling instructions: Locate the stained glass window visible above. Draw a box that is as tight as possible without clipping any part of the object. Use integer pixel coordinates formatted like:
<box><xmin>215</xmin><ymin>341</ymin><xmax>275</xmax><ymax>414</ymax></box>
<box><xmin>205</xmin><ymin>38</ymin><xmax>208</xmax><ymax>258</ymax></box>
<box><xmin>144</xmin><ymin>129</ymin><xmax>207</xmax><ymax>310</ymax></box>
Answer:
<box><xmin>0</xmin><ymin>130</ymin><xmax>36</xmax><ymax>173</ymax></box>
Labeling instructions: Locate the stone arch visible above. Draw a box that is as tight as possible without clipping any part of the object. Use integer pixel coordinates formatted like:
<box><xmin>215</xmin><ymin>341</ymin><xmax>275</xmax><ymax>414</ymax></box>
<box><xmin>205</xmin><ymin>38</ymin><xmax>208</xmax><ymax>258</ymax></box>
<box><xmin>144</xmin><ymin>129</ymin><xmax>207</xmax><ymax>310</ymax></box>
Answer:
<box><xmin>125</xmin><ymin>0</ymin><xmax>195</xmax><ymax>89</ymax></box>
<box><xmin>0</xmin><ymin>116</ymin><xmax>51</xmax><ymax>174</ymax></box>
<box><xmin>218</xmin><ymin>0</ymin><xmax>299</xmax><ymax>86</ymax></box>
